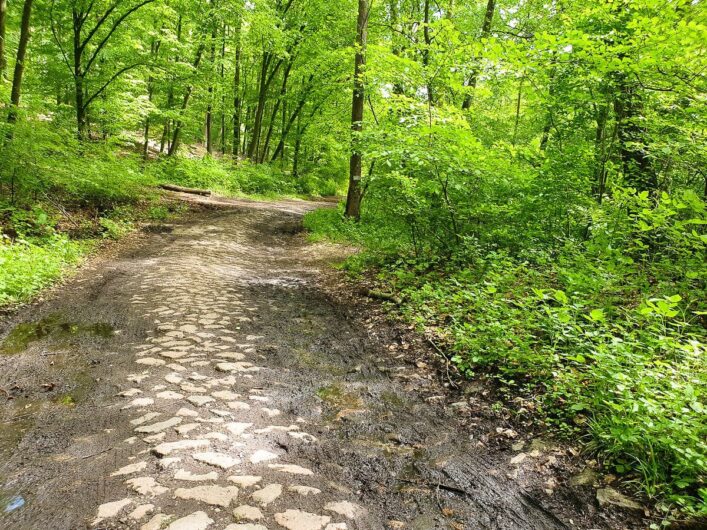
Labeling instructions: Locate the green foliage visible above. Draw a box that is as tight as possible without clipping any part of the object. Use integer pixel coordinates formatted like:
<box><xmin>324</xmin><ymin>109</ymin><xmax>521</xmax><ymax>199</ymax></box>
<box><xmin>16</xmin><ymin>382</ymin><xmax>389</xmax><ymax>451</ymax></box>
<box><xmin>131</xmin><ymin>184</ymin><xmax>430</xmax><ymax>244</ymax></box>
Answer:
<box><xmin>0</xmin><ymin>234</ymin><xmax>90</xmax><ymax>306</ymax></box>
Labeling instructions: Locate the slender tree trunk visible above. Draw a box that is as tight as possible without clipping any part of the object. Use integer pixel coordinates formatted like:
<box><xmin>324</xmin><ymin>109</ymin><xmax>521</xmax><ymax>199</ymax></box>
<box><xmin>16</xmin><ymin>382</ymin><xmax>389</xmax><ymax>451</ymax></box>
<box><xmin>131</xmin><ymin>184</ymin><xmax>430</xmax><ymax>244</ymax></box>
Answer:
<box><xmin>205</xmin><ymin>23</ymin><xmax>218</xmax><ymax>155</ymax></box>
<box><xmin>161</xmin><ymin>14</ymin><xmax>182</xmax><ymax>154</ymax></box>
<box><xmin>143</xmin><ymin>37</ymin><xmax>161</xmax><ymax>159</ymax></box>
<box><xmin>232</xmin><ymin>16</ymin><xmax>243</xmax><ymax>157</ymax></box>
<box><xmin>168</xmin><ymin>44</ymin><xmax>205</xmax><ymax>156</ymax></box>
<box><xmin>345</xmin><ymin>0</ymin><xmax>369</xmax><ymax>219</ymax></box>
<box><xmin>512</xmin><ymin>77</ymin><xmax>523</xmax><ymax>145</ymax></box>
<box><xmin>462</xmin><ymin>0</ymin><xmax>495</xmax><ymax>110</ymax></box>
<box><xmin>7</xmin><ymin>0</ymin><xmax>34</xmax><ymax>125</ymax></box>
<box><xmin>292</xmin><ymin>112</ymin><xmax>303</xmax><ymax>178</ymax></box>
<box><xmin>422</xmin><ymin>0</ymin><xmax>434</xmax><ymax>105</ymax></box>
<box><xmin>261</xmin><ymin>60</ymin><xmax>292</xmax><ymax>163</ymax></box>
<box><xmin>219</xmin><ymin>26</ymin><xmax>227</xmax><ymax>155</ymax></box>
<box><xmin>247</xmin><ymin>53</ymin><xmax>273</xmax><ymax>159</ymax></box>
<box><xmin>592</xmin><ymin>104</ymin><xmax>610</xmax><ymax>203</ymax></box>
<box><xmin>0</xmin><ymin>0</ymin><xmax>7</xmax><ymax>81</ymax></box>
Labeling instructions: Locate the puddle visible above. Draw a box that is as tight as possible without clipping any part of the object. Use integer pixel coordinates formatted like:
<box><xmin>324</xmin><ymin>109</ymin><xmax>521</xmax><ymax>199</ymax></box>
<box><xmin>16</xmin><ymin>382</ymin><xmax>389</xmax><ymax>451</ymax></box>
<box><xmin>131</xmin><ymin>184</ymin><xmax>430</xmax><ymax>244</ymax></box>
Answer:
<box><xmin>1</xmin><ymin>315</ymin><xmax>114</xmax><ymax>355</ymax></box>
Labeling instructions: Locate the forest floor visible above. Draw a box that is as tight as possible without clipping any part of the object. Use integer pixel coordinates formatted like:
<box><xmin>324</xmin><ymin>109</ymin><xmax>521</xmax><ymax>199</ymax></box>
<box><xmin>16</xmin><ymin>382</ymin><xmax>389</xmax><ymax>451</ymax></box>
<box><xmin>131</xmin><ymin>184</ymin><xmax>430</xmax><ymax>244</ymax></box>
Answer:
<box><xmin>0</xmin><ymin>195</ymin><xmax>645</xmax><ymax>530</ymax></box>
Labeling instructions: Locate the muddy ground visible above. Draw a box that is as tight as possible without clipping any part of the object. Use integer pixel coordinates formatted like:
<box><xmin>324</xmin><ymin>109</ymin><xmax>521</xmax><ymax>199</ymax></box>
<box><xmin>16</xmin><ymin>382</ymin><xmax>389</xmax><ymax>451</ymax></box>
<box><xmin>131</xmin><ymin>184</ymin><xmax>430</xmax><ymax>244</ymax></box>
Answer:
<box><xmin>0</xmin><ymin>196</ymin><xmax>646</xmax><ymax>530</ymax></box>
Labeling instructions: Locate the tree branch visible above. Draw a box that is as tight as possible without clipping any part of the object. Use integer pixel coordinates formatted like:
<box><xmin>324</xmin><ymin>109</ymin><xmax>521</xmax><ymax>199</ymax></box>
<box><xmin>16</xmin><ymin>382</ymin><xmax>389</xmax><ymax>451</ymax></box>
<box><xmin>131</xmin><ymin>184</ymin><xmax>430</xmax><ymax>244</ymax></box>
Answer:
<box><xmin>82</xmin><ymin>62</ymin><xmax>143</xmax><ymax>110</ymax></box>
<box><xmin>80</xmin><ymin>0</ymin><xmax>123</xmax><ymax>52</ymax></box>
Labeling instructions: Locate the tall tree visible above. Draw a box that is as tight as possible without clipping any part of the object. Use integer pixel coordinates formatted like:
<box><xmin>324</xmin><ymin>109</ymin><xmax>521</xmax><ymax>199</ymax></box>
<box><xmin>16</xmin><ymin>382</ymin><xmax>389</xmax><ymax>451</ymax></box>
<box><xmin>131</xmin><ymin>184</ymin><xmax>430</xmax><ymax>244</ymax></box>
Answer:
<box><xmin>0</xmin><ymin>0</ymin><xmax>7</xmax><ymax>81</ymax></box>
<box><xmin>461</xmin><ymin>0</ymin><xmax>495</xmax><ymax>110</ymax></box>
<box><xmin>7</xmin><ymin>0</ymin><xmax>34</xmax><ymax>124</ymax></box>
<box><xmin>345</xmin><ymin>0</ymin><xmax>370</xmax><ymax>219</ymax></box>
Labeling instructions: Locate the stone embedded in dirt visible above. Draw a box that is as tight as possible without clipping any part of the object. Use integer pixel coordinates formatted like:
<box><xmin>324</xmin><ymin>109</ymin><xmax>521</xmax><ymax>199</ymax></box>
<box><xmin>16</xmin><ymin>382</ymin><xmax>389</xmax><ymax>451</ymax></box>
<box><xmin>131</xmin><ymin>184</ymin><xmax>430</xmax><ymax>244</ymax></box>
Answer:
<box><xmin>120</xmin><ymin>388</ymin><xmax>143</xmax><ymax>397</ymax></box>
<box><xmin>174</xmin><ymin>485</ymin><xmax>239</xmax><ymax>508</ymax></box>
<box><xmin>204</xmin><ymin>432</ymin><xmax>231</xmax><ymax>442</ymax></box>
<box><xmin>93</xmin><ymin>498</ymin><xmax>132</xmax><ymax>524</ymax></box>
<box><xmin>130</xmin><ymin>412</ymin><xmax>161</xmax><ymax>426</ymax></box>
<box><xmin>182</xmin><ymin>382</ymin><xmax>208</xmax><ymax>393</ymax></box>
<box><xmin>324</xmin><ymin>501</ymin><xmax>367</xmax><ymax>519</ymax></box>
<box><xmin>569</xmin><ymin>468</ymin><xmax>598</xmax><ymax>487</ymax></box>
<box><xmin>160</xmin><ymin>351</ymin><xmax>191</xmax><ymax>359</ymax></box>
<box><xmin>224</xmin><ymin>524</ymin><xmax>268</xmax><ymax>530</ymax></box>
<box><xmin>227</xmin><ymin>401</ymin><xmax>251</xmax><ymax>411</ymax></box>
<box><xmin>188</xmin><ymin>395</ymin><xmax>216</xmax><ymax>406</ymax></box>
<box><xmin>174</xmin><ymin>469</ymin><xmax>219</xmax><ymax>481</ymax></box>
<box><xmin>153</xmin><ymin>439</ymin><xmax>210</xmax><ymax>456</ymax></box>
<box><xmin>158</xmin><ymin>457</ymin><xmax>182</xmax><ymax>469</ymax></box>
<box><xmin>193</xmin><ymin>451</ymin><xmax>241</xmax><ymax>469</ymax></box>
<box><xmin>165</xmin><ymin>373</ymin><xmax>184</xmax><ymax>384</ymax></box>
<box><xmin>143</xmin><ymin>432</ymin><xmax>167</xmax><ymax>443</ymax></box>
<box><xmin>216</xmin><ymin>352</ymin><xmax>246</xmax><ymax>361</ymax></box>
<box><xmin>216</xmin><ymin>362</ymin><xmax>252</xmax><ymax>373</ymax></box>
<box><xmin>325</xmin><ymin>525</ymin><xmax>348</xmax><ymax>530</ymax></box>
<box><xmin>288</xmin><ymin>485</ymin><xmax>321</xmax><ymax>496</ymax></box>
<box><xmin>274</xmin><ymin>510</ymin><xmax>331</xmax><ymax>530</ymax></box>
<box><xmin>250</xmin><ymin>450</ymin><xmax>278</xmax><ymax>464</ymax></box>
<box><xmin>122</xmin><ymin>397</ymin><xmax>155</xmax><ymax>409</ymax></box>
<box><xmin>126</xmin><ymin>476</ymin><xmax>169</xmax><ymax>497</ymax></box>
<box><xmin>233</xmin><ymin>504</ymin><xmax>264</xmax><ymax>521</ymax></box>
<box><xmin>167</xmin><ymin>363</ymin><xmax>187</xmax><ymax>372</ymax></box>
<box><xmin>251</xmin><ymin>483</ymin><xmax>283</xmax><ymax>506</ymax></box>
<box><xmin>212</xmin><ymin>390</ymin><xmax>241</xmax><ymax>400</ymax></box>
<box><xmin>136</xmin><ymin>358</ymin><xmax>166</xmax><ymax>366</ymax></box>
<box><xmin>136</xmin><ymin>416</ymin><xmax>182</xmax><ymax>434</ymax></box>
<box><xmin>164</xmin><ymin>511</ymin><xmax>214</xmax><ymax>530</ymax></box>
<box><xmin>211</xmin><ymin>409</ymin><xmax>232</xmax><ymax>417</ymax></box>
<box><xmin>596</xmin><ymin>488</ymin><xmax>642</xmax><ymax>511</ymax></box>
<box><xmin>111</xmin><ymin>461</ymin><xmax>148</xmax><ymax>476</ymax></box>
<box><xmin>129</xmin><ymin>503</ymin><xmax>155</xmax><ymax>521</ymax></box>
<box><xmin>228</xmin><ymin>475</ymin><xmax>262</xmax><ymax>488</ymax></box>
<box><xmin>268</xmin><ymin>464</ymin><xmax>314</xmax><ymax>476</ymax></box>
<box><xmin>255</xmin><ymin>425</ymin><xmax>298</xmax><ymax>434</ymax></box>
<box><xmin>262</xmin><ymin>408</ymin><xmax>280</xmax><ymax>417</ymax></box>
<box><xmin>176</xmin><ymin>407</ymin><xmax>200</xmax><ymax>417</ymax></box>
<box><xmin>249</xmin><ymin>395</ymin><xmax>270</xmax><ymax>402</ymax></box>
<box><xmin>177</xmin><ymin>423</ymin><xmax>200</xmax><ymax>434</ymax></box>
<box><xmin>180</xmin><ymin>324</ymin><xmax>198</xmax><ymax>333</ymax></box>
<box><xmin>156</xmin><ymin>391</ymin><xmax>185</xmax><ymax>400</ymax></box>
<box><xmin>510</xmin><ymin>453</ymin><xmax>527</xmax><ymax>465</ymax></box>
<box><xmin>226</xmin><ymin>422</ymin><xmax>253</xmax><ymax>436</ymax></box>
<box><xmin>142</xmin><ymin>514</ymin><xmax>173</xmax><ymax>530</ymax></box>
<box><xmin>288</xmin><ymin>431</ymin><xmax>318</xmax><ymax>443</ymax></box>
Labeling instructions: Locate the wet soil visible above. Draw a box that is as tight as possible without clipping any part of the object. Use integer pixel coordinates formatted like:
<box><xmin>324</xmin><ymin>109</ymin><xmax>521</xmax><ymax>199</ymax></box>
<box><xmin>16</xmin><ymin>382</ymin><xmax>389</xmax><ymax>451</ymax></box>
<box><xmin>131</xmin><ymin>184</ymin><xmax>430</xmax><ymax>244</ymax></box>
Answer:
<box><xmin>0</xmin><ymin>195</ymin><xmax>645</xmax><ymax>529</ymax></box>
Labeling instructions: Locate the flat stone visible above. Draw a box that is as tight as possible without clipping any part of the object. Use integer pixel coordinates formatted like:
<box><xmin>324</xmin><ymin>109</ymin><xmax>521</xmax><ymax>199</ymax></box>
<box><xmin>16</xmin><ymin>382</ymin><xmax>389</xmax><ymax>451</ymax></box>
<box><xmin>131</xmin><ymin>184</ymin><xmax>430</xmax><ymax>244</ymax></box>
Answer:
<box><xmin>136</xmin><ymin>358</ymin><xmax>166</xmax><ymax>366</ymax></box>
<box><xmin>129</xmin><ymin>503</ymin><xmax>155</xmax><ymax>521</ymax></box>
<box><xmin>288</xmin><ymin>485</ymin><xmax>321</xmax><ymax>496</ymax></box>
<box><xmin>167</xmin><ymin>363</ymin><xmax>187</xmax><ymax>372</ymax></box>
<box><xmin>596</xmin><ymin>488</ymin><xmax>642</xmax><ymax>510</ymax></box>
<box><xmin>160</xmin><ymin>351</ymin><xmax>190</xmax><ymax>359</ymax></box>
<box><xmin>177</xmin><ymin>423</ymin><xmax>201</xmax><ymax>434</ymax></box>
<box><xmin>193</xmin><ymin>452</ymin><xmax>240</xmax><ymax>469</ymax></box>
<box><xmin>166</xmin><ymin>373</ymin><xmax>184</xmax><ymax>384</ymax></box>
<box><xmin>158</xmin><ymin>457</ymin><xmax>181</xmax><ymax>469</ymax></box>
<box><xmin>228</xmin><ymin>475</ymin><xmax>262</xmax><ymax>488</ymax></box>
<box><xmin>141</xmin><ymin>514</ymin><xmax>173</xmax><ymax>530</ymax></box>
<box><xmin>122</xmin><ymin>398</ymin><xmax>154</xmax><ymax>409</ymax></box>
<box><xmin>153</xmin><ymin>439</ymin><xmax>210</xmax><ymax>456</ymax></box>
<box><xmin>120</xmin><ymin>388</ymin><xmax>143</xmax><ymax>397</ymax></box>
<box><xmin>251</xmin><ymin>483</ymin><xmax>282</xmax><ymax>506</ymax></box>
<box><xmin>216</xmin><ymin>353</ymin><xmax>246</xmax><ymax>361</ymax></box>
<box><xmin>174</xmin><ymin>485</ymin><xmax>239</xmax><ymax>508</ymax></box>
<box><xmin>182</xmin><ymin>382</ymin><xmax>208</xmax><ymax>393</ymax></box>
<box><xmin>127</xmin><ymin>476</ymin><xmax>169</xmax><ymax>497</ymax></box>
<box><xmin>129</xmin><ymin>412</ymin><xmax>161</xmax><ymax>427</ymax></box>
<box><xmin>143</xmin><ymin>432</ymin><xmax>166</xmax><ymax>443</ymax></box>
<box><xmin>175</xmin><ymin>469</ymin><xmax>219</xmax><ymax>481</ymax></box>
<box><xmin>324</xmin><ymin>502</ymin><xmax>366</xmax><ymax>519</ymax></box>
<box><xmin>289</xmin><ymin>432</ymin><xmax>317</xmax><ymax>443</ymax></box>
<box><xmin>165</xmin><ymin>511</ymin><xmax>214</xmax><ymax>530</ymax></box>
<box><xmin>224</xmin><ymin>525</ymin><xmax>268</xmax><ymax>530</ymax></box>
<box><xmin>250</xmin><ymin>450</ymin><xmax>278</xmax><ymax>464</ymax></box>
<box><xmin>226</xmin><ymin>422</ymin><xmax>253</xmax><ymax>436</ymax></box>
<box><xmin>136</xmin><ymin>417</ymin><xmax>182</xmax><ymax>434</ymax></box>
<box><xmin>262</xmin><ymin>408</ymin><xmax>280</xmax><ymax>417</ymax></box>
<box><xmin>177</xmin><ymin>407</ymin><xmax>200</xmax><ymax>417</ymax></box>
<box><xmin>213</xmin><ymin>390</ymin><xmax>241</xmax><ymax>400</ymax></box>
<box><xmin>156</xmin><ymin>391</ymin><xmax>184</xmax><ymax>400</ymax></box>
<box><xmin>227</xmin><ymin>401</ymin><xmax>251</xmax><ymax>411</ymax></box>
<box><xmin>569</xmin><ymin>468</ymin><xmax>599</xmax><ymax>487</ymax></box>
<box><xmin>268</xmin><ymin>464</ymin><xmax>313</xmax><ymax>476</ymax></box>
<box><xmin>274</xmin><ymin>510</ymin><xmax>331</xmax><ymax>530</ymax></box>
<box><xmin>325</xmin><ymin>525</ymin><xmax>348</xmax><ymax>530</ymax></box>
<box><xmin>188</xmin><ymin>395</ymin><xmax>215</xmax><ymax>406</ymax></box>
<box><xmin>93</xmin><ymin>498</ymin><xmax>132</xmax><ymax>524</ymax></box>
<box><xmin>204</xmin><ymin>432</ymin><xmax>230</xmax><ymax>441</ymax></box>
<box><xmin>233</xmin><ymin>504</ymin><xmax>264</xmax><ymax>521</ymax></box>
<box><xmin>111</xmin><ymin>461</ymin><xmax>148</xmax><ymax>476</ymax></box>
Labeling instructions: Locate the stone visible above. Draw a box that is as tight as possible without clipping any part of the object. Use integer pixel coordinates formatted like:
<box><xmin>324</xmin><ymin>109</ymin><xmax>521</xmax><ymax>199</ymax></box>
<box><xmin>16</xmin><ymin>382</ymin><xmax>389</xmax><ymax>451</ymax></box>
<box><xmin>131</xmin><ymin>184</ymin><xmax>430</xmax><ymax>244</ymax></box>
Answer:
<box><xmin>177</xmin><ymin>423</ymin><xmax>201</xmax><ymax>434</ymax></box>
<box><xmin>165</xmin><ymin>511</ymin><xmax>214</xmax><ymax>530</ymax></box>
<box><xmin>174</xmin><ymin>485</ymin><xmax>239</xmax><ymax>508</ymax></box>
<box><xmin>143</xmin><ymin>432</ymin><xmax>166</xmax><ymax>443</ymax></box>
<box><xmin>120</xmin><ymin>389</ymin><xmax>143</xmax><ymax>397</ymax></box>
<box><xmin>166</xmin><ymin>373</ymin><xmax>184</xmax><ymax>384</ymax></box>
<box><xmin>129</xmin><ymin>504</ymin><xmax>155</xmax><ymax>521</ymax></box>
<box><xmin>268</xmin><ymin>464</ymin><xmax>313</xmax><ymax>476</ymax></box>
<box><xmin>193</xmin><ymin>452</ymin><xmax>240</xmax><ymax>470</ymax></box>
<box><xmin>251</xmin><ymin>484</ymin><xmax>282</xmax><ymax>506</ymax></box>
<box><xmin>122</xmin><ymin>398</ymin><xmax>155</xmax><ymax>409</ymax></box>
<box><xmin>136</xmin><ymin>358</ymin><xmax>166</xmax><ymax>366</ymax></box>
<box><xmin>177</xmin><ymin>407</ymin><xmax>200</xmax><ymax>417</ymax></box>
<box><xmin>224</xmin><ymin>525</ymin><xmax>268</xmax><ymax>530</ymax></box>
<box><xmin>262</xmin><ymin>408</ymin><xmax>280</xmax><ymax>417</ymax></box>
<box><xmin>213</xmin><ymin>390</ymin><xmax>241</xmax><ymax>400</ymax></box>
<box><xmin>250</xmin><ymin>450</ymin><xmax>278</xmax><ymax>464</ymax></box>
<box><xmin>288</xmin><ymin>432</ymin><xmax>317</xmax><ymax>443</ymax></box>
<box><xmin>510</xmin><ymin>453</ymin><xmax>527</xmax><ymax>465</ymax></box>
<box><xmin>188</xmin><ymin>395</ymin><xmax>215</xmax><ymax>407</ymax></box>
<box><xmin>153</xmin><ymin>439</ymin><xmax>210</xmax><ymax>456</ymax></box>
<box><xmin>569</xmin><ymin>468</ymin><xmax>599</xmax><ymax>487</ymax></box>
<box><xmin>175</xmin><ymin>469</ymin><xmax>219</xmax><ymax>481</ymax></box>
<box><xmin>156</xmin><ymin>391</ymin><xmax>184</xmax><ymax>400</ymax></box>
<box><xmin>131</xmin><ymin>412</ymin><xmax>161</xmax><ymax>426</ymax></box>
<box><xmin>127</xmin><ymin>477</ymin><xmax>169</xmax><ymax>497</ymax></box>
<box><xmin>93</xmin><ymin>498</ymin><xmax>132</xmax><ymax>524</ymax></box>
<box><xmin>158</xmin><ymin>457</ymin><xmax>181</xmax><ymax>469</ymax></box>
<box><xmin>111</xmin><ymin>461</ymin><xmax>148</xmax><ymax>476</ymax></box>
<box><xmin>596</xmin><ymin>488</ymin><xmax>642</xmax><ymax>510</ymax></box>
<box><xmin>141</xmin><ymin>514</ymin><xmax>173</xmax><ymax>530</ymax></box>
<box><xmin>182</xmin><ymin>382</ymin><xmax>208</xmax><ymax>393</ymax></box>
<box><xmin>227</xmin><ymin>401</ymin><xmax>251</xmax><ymax>411</ymax></box>
<box><xmin>288</xmin><ymin>485</ymin><xmax>321</xmax><ymax>496</ymax></box>
<box><xmin>324</xmin><ymin>501</ymin><xmax>366</xmax><ymax>519</ymax></box>
<box><xmin>136</xmin><ymin>417</ymin><xmax>182</xmax><ymax>434</ymax></box>
<box><xmin>325</xmin><ymin>525</ymin><xmax>348</xmax><ymax>530</ymax></box>
<box><xmin>233</xmin><ymin>504</ymin><xmax>264</xmax><ymax>521</ymax></box>
<box><xmin>226</xmin><ymin>422</ymin><xmax>253</xmax><ymax>436</ymax></box>
<box><xmin>274</xmin><ymin>510</ymin><xmax>331</xmax><ymax>530</ymax></box>
<box><xmin>228</xmin><ymin>475</ymin><xmax>262</xmax><ymax>488</ymax></box>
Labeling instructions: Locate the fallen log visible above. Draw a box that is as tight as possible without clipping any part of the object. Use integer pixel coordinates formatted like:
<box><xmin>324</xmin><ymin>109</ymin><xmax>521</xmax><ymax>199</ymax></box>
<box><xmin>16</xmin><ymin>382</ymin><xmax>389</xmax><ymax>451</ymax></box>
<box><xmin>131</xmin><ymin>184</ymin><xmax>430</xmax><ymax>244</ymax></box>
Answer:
<box><xmin>159</xmin><ymin>184</ymin><xmax>212</xmax><ymax>196</ymax></box>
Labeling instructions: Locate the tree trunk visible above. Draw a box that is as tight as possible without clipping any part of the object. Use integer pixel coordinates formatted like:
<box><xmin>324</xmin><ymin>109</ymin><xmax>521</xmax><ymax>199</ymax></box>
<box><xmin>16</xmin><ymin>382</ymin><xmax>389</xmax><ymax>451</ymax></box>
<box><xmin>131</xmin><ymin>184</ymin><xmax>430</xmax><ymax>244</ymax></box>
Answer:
<box><xmin>168</xmin><ymin>43</ymin><xmax>205</xmax><ymax>156</ymax></box>
<box><xmin>205</xmin><ymin>22</ymin><xmax>218</xmax><ymax>155</ymax></box>
<box><xmin>7</xmin><ymin>0</ymin><xmax>34</xmax><ymax>125</ymax></box>
<box><xmin>0</xmin><ymin>0</ymin><xmax>7</xmax><ymax>81</ymax></box>
<box><xmin>422</xmin><ymin>0</ymin><xmax>434</xmax><ymax>105</ymax></box>
<box><xmin>461</xmin><ymin>0</ymin><xmax>495</xmax><ymax>110</ymax></box>
<box><xmin>261</xmin><ymin>60</ymin><xmax>292</xmax><ymax>163</ymax></box>
<box><xmin>345</xmin><ymin>0</ymin><xmax>369</xmax><ymax>219</ymax></box>
<box><xmin>232</xmin><ymin>15</ymin><xmax>243</xmax><ymax>158</ymax></box>
<box><xmin>246</xmin><ymin>53</ymin><xmax>273</xmax><ymax>159</ymax></box>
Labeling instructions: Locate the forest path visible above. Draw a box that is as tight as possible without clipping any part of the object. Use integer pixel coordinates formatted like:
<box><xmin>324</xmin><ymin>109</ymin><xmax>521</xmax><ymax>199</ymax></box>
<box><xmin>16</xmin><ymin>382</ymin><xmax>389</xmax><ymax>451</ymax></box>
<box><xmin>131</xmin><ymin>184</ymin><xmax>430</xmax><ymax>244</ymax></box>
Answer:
<box><xmin>0</xmin><ymin>197</ymin><xmax>629</xmax><ymax>530</ymax></box>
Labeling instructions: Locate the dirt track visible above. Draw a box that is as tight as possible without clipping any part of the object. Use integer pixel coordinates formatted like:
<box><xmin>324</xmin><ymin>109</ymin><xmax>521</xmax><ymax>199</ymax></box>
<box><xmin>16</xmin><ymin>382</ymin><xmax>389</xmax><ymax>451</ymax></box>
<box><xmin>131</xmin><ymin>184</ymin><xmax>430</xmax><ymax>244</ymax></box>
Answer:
<box><xmin>0</xmin><ymin>196</ymin><xmax>641</xmax><ymax>530</ymax></box>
